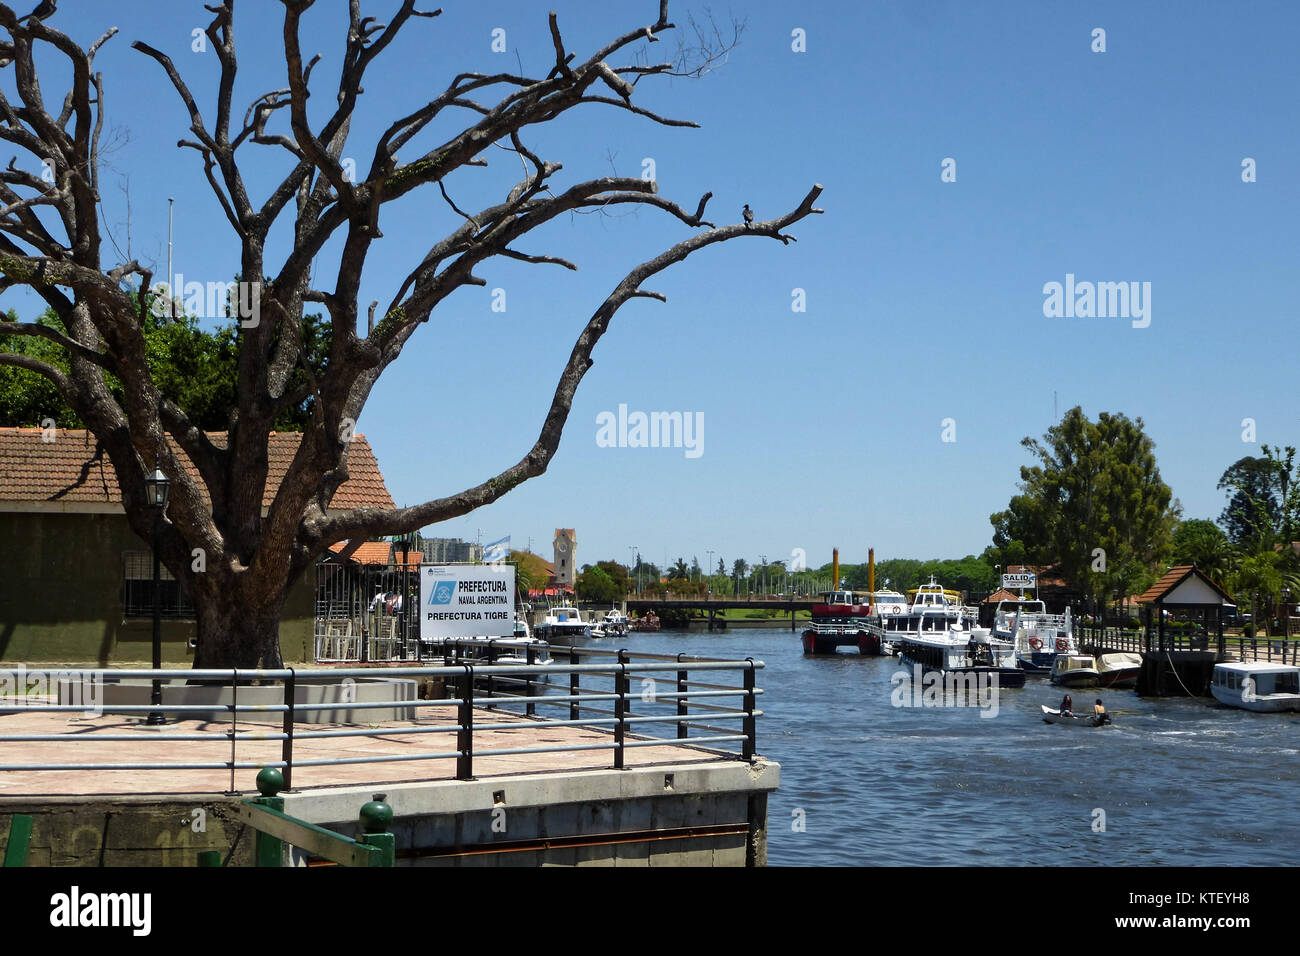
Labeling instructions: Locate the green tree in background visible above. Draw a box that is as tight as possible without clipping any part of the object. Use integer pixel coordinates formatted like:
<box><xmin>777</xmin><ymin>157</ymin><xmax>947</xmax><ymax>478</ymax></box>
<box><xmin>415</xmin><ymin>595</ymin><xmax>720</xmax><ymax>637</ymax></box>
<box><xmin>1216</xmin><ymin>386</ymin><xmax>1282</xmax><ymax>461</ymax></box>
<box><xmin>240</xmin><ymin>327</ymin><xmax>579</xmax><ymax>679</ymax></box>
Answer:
<box><xmin>1231</xmin><ymin>552</ymin><xmax>1285</xmax><ymax>638</ymax></box>
<box><xmin>1170</xmin><ymin>519</ymin><xmax>1236</xmax><ymax>584</ymax></box>
<box><xmin>1</xmin><ymin>304</ymin><xmax>328</xmax><ymax>431</ymax></box>
<box><xmin>990</xmin><ymin>407</ymin><xmax>1179</xmax><ymax>605</ymax></box>
<box><xmin>594</xmin><ymin>560</ymin><xmax>631</xmax><ymax>595</ymax></box>
<box><xmin>507</xmin><ymin>551</ymin><xmax>547</xmax><ymax>594</ymax></box>
<box><xmin>1217</xmin><ymin>453</ymin><xmax>1284</xmax><ymax>551</ymax></box>
<box><xmin>576</xmin><ymin>566</ymin><xmax>620</xmax><ymax>604</ymax></box>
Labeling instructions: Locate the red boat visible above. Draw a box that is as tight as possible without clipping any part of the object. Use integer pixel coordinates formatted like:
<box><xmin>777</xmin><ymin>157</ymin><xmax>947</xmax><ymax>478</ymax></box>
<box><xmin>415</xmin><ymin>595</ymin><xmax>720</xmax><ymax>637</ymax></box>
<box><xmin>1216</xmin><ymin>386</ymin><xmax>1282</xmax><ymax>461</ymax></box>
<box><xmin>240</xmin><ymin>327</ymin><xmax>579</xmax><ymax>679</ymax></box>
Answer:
<box><xmin>802</xmin><ymin>588</ymin><xmax>879</xmax><ymax>655</ymax></box>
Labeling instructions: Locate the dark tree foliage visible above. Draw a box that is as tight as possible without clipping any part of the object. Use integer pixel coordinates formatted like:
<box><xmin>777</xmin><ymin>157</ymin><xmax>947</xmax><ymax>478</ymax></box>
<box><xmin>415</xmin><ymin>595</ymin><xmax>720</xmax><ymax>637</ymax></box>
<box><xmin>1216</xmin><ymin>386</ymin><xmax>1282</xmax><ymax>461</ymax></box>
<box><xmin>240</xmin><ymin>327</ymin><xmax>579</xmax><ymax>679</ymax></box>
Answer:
<box><xmin>989</xmin><ymin>407</ymin><xmax>1179</xmax><ymax>604</ymax></box>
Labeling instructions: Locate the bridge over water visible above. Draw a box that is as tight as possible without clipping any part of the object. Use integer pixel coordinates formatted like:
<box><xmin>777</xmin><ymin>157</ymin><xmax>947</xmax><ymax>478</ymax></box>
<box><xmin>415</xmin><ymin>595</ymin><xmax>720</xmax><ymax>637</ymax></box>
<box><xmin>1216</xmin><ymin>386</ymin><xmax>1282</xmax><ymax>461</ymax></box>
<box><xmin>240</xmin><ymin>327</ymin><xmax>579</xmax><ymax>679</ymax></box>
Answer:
<box><xmin>626</xmin><ymin>596</ymin><xmax>818</xmax><ymax>631</ymax></box>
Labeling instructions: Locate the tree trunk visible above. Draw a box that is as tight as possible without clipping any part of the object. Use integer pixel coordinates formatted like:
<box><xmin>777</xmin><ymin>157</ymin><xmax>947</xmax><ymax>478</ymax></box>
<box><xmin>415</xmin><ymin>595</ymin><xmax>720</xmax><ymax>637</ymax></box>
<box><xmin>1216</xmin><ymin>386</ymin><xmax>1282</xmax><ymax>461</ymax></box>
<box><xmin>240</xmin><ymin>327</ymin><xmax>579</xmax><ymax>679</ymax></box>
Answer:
<box><xmin>191</xmin><ymin>582</ymin><xmax>286</xmax><ymax>670</ymax></box>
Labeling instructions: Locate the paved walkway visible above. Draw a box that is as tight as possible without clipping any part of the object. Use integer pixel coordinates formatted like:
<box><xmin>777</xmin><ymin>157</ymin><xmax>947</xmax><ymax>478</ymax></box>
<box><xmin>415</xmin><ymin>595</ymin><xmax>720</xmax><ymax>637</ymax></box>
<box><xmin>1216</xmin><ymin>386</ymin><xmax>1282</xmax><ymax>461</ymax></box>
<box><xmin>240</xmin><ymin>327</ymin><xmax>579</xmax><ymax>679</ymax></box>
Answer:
<box><xmin>0</xmin><ymin>706</ymin><xmax>734</xmax><ymax>797</ymax></box>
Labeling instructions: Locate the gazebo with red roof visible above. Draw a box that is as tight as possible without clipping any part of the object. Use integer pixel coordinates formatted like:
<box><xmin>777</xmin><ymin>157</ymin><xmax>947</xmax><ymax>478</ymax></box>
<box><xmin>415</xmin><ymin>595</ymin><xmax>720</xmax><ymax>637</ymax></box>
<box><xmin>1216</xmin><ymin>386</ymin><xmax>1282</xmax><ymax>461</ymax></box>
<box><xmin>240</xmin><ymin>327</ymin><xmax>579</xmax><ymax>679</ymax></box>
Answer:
<box><xmin>1135</xmin><ymin>564</ymin><xmax>1235</xmax><ymax>656</ymax></box>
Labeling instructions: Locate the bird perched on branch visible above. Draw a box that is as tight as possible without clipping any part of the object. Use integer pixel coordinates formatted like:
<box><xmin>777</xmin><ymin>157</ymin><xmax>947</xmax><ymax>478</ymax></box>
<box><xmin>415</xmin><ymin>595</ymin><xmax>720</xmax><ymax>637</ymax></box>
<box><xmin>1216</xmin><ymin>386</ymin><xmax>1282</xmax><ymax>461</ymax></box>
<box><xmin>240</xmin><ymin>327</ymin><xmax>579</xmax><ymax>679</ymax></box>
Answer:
<box><xmin>24</xmin><ymin>0</ymin><xmax>57</xmax><ymax>22</ymax></box>
<box><xmin>742</xmin><ymin>204</ymin><xmax>753</xmax><ymax>228</ymax></box>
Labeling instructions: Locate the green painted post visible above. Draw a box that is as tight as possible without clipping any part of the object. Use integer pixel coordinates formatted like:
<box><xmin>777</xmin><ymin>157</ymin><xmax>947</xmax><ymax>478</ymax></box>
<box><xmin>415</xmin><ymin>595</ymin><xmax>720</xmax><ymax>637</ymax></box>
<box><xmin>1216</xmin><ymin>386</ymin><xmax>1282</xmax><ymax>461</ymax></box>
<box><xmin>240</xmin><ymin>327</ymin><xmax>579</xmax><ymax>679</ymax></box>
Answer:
<box><xmin>253</xmin><ymin>768</ymin><xmax>286</xmax><ymax>867</ymax></box>
<box><xmin>2</xmin><ymin>814</ymin><xmax>33</xmax><ymax>867</ymax></box>
<box><xmin>196</xmin><ymin>850</ymin><xmax>221</xmax><ymax>867</ymax></box>
<box><xmin>358</xmin><ymin>793</ymin><xmax>395</xmax><ymax>867</ymax></box>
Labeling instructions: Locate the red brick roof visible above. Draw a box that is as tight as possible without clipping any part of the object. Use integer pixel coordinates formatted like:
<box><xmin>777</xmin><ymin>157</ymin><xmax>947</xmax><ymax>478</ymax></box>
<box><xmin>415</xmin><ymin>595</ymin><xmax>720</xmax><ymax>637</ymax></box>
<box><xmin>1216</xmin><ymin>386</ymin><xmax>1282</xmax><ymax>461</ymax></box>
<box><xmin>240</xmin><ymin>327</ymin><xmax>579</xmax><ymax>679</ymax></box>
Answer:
<box><xmin>0</xmin><ymin>427</ymin><xmax>394</xmax><ymax>510</ymax></box>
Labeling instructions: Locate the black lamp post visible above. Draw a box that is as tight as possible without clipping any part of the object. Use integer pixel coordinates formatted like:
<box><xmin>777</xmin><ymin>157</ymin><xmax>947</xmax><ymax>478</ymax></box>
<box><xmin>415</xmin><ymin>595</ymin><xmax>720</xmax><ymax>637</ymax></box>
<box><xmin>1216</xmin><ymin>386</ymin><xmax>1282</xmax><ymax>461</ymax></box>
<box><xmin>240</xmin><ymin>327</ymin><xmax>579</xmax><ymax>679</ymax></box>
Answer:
<box><xmin>144</xmin><ymin>457</ymin><xmax>170</xmax><ymax>726</ymax></box>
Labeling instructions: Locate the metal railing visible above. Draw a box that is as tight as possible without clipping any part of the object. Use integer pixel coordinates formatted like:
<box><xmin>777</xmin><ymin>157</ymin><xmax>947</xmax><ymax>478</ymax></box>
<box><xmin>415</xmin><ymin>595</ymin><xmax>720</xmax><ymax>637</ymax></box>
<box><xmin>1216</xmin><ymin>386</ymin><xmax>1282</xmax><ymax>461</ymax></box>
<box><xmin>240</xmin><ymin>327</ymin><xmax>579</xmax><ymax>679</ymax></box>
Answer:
<box><xmin>1077</xmin><ymin>626</ymin><xmax>1300</xmax><ymax>665</ymax></box>
<box><xmin>0</xmin><ymin>646</ymin><xmax>764</xmax><ymax>791</ymax></box>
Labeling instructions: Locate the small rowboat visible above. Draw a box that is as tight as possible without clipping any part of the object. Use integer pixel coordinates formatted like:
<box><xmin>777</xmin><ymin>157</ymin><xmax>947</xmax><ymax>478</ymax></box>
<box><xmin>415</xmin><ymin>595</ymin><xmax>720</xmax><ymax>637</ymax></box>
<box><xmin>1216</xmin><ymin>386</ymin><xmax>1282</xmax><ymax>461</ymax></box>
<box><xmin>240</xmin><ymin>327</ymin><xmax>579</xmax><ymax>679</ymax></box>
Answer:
<box><xmin>1041</xmin><ymin>704</ymin><xmax>1111</xmax><ymax>727</ymax></box>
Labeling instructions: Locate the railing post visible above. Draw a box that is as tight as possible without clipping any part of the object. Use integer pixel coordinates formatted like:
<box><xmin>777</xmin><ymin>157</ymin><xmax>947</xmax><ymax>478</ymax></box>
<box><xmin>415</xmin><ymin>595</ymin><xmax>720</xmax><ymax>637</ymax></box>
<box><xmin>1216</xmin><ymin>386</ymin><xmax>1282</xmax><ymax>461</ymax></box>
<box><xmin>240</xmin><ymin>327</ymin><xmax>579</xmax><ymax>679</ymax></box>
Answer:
<box><xmin>677</xmin><ymin>653</ymin><xmax>689</xmax><ymax>740</ymax></box>
<box><xmin>569</xmin><ymin>647</ymin><xmax>580</xmax><ymax>722</ymax></box>
<box><xmin>225</xmin><ymin>668</ymin><xmax>239</xmax><ymax>796</ymax></box>
<box><xmin>525</xmin><ymin>644</ymin><xmax>536</xmax><ymax>717</ymax></box>
<box><xmin>2</xmin><ymin>814</ymin><xmax>32</xmax><ymax>867</ymax></box>
<box><xmin>357</xmin><ymin>793</ymin><xmax>395</xmax><ymax>867</ymax></box>
<box><xmin>486</xmin><ymin>641</ymin><xmax>498</xmax><ymax>704</ymax></box>
<box><xmin>281</xmin><ymin>667</ymin><xmax>295</xmax><ymax>791</ymax></box>
<box><xmin>613</xmin><ymin>657</ymin><xmax>628</xmax><ymax>770</ymax></box>
<box><xmin>252</xmin><ymin>768</ymin><xmax>285</xmax><ymax>867</ymax></box>
<box><xmin>742</xmin><ymin>659</ymin><xmax>756</xmax><ymax>762</ymax></box>
<box><xmin>456</xmin><ymin>665</ymin><xmax>474</xmax><ymax>781</ymax></box>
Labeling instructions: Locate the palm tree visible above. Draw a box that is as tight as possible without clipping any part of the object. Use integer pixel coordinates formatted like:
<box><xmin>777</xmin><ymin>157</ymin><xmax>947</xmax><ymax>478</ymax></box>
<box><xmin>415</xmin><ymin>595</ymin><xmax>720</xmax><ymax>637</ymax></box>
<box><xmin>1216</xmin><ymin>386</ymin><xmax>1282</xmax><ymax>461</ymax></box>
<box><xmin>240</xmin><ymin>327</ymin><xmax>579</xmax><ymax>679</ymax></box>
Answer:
<box><xmin>1232</xmin><ymin>553</ymin><xmax>1283</xmax><ymax>637</ymax></box>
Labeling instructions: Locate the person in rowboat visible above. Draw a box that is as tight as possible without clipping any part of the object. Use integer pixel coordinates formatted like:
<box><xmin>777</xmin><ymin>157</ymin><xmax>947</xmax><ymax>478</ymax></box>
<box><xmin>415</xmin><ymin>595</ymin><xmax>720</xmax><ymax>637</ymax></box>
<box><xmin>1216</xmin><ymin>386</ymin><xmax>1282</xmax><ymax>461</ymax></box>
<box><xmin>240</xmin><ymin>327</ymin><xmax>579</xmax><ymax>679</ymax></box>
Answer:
<box><xmin>1093</xmin><ymin>699</ymin><xmax>1109</xmax><ymax>724</ymax></box>
<box><xmin>1059</xmin><ymin>693</ymin><xmax>1073</xmax><ymax>716</ymax></box>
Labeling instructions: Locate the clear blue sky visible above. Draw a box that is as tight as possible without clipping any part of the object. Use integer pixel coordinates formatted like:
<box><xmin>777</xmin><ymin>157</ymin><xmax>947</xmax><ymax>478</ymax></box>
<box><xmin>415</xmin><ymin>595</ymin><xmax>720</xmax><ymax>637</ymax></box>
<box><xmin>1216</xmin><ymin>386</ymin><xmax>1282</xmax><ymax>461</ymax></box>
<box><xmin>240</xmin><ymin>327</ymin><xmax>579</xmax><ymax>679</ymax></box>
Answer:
<box><xmin>9</xmin><ymin>0</ymin><xmax>1298</xmax><ymax>571</ymax></box>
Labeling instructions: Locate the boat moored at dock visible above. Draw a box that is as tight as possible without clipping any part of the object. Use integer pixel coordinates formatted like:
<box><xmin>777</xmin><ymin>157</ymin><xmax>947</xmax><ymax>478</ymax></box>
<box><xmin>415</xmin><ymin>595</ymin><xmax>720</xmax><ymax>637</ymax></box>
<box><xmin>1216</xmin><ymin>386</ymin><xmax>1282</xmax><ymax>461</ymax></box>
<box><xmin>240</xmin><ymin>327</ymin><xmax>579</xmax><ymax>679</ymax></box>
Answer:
<box><xmin>1050</xmin><ymin>654</ymin><xmax>1100</xmax><ymax>688</ymax></box>
<box><xmin>898</xmin><ymin>617</ymin><xmax>1026</xmax><ymax>689</ymax></box>
<box><xmin>801</xmin><ymin>588</ymin><xmax>876</xmax><ymax>655</ymax></box>
<box><xmin>1211</xmin><ymin>662</ymin><xmax>1300</xmax><ymax>713</ymax></box>
<box><xmin>894</xmin><ymin>581</ymin><xmax>1026</xmax><ymax>687</ymax></box>
<box><xmin>992</xmin><ymin>598</ymin><xmax>1076</xmax><ymax>672</ymax></box>
<box><xmin>535</xmin><ymin>605</ymin><xmax>590</xmax><ymax>642</ymax></box>
<box><xmin>1096</xmin><ymin>652</ymin><xmax>1142</xmax><ymax>689</ymax></box>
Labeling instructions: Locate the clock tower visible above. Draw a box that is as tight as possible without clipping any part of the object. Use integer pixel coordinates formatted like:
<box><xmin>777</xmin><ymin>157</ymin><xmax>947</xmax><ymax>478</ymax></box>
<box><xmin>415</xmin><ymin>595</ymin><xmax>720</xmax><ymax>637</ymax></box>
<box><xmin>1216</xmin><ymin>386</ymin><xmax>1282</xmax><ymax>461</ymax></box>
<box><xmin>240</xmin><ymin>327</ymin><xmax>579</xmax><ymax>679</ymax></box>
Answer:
<box><xmin>553</xmin><ymin>528</ymin><xmax>576</xmax><ymax>590</ymax></box>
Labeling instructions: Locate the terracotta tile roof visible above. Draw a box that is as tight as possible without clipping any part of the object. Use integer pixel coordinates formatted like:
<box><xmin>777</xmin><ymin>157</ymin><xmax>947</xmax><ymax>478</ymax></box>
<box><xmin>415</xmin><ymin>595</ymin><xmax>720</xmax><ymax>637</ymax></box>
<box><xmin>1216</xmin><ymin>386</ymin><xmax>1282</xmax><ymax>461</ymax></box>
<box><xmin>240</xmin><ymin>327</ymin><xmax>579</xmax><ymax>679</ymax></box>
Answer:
<box><xmin>982</xmin><ymin>588</ymin><xmax>1022</xmax><ymax>603</ymax></box>
<box><xmin>1136</xmin><ymin>565</ymin><xmax>1233</xmax><ymax>605</ymax></box>
<box><xmin>328</xmin><ymin>541</ymin><xmax>390</xmax><ymax>565</ymax></box>
<box><xmin>0</xmin><ymin>427</ymin><xmax>394</xmax><ymax>510</ymax></box>
<box><xmin>326</xmin><ymin>541</ymin><xmax>423</xmax><ymax>567</ymax></box>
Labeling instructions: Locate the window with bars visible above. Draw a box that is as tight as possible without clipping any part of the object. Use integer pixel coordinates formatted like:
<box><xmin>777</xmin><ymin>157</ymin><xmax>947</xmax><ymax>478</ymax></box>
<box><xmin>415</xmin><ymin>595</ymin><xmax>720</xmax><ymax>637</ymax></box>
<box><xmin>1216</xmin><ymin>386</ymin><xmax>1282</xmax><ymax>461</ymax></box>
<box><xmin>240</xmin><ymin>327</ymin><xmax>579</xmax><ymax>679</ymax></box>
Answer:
<box><xmin>121</xmin><ymin>551</ymin><xmax>196</xmax><ymax>619</ymax></box>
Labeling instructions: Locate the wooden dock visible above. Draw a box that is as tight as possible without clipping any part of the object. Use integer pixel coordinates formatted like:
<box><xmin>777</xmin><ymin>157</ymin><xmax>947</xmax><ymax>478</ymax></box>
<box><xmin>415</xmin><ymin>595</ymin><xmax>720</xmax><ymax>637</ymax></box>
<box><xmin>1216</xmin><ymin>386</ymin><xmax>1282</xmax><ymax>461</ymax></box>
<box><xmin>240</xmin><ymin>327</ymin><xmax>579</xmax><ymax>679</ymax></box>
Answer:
<box><xmin>1078</xmin><ymin>627</ymin><xmax>1300</xmax><ymax>696</ymax></box>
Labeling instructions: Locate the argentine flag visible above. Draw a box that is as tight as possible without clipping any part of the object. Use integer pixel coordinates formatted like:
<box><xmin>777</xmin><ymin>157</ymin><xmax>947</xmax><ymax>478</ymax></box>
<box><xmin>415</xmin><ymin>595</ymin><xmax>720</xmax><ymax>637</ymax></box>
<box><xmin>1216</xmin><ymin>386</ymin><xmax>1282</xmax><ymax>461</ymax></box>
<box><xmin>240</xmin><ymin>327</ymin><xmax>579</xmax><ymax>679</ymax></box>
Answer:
<box><xmin>483</xmin><ymin>536</ymin><xmax>511</xmax><ymax>563</ymax></box>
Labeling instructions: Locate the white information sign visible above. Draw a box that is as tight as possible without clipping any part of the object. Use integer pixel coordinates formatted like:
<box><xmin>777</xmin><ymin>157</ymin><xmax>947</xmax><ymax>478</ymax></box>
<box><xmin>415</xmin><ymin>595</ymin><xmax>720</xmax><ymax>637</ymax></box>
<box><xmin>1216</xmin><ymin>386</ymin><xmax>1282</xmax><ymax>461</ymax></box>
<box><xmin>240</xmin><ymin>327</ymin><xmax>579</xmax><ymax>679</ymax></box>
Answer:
<box><xmin>420</xmin><ymin>564</ymin><xmax>516</xmax><ymax>640</ymax></box>
<box><xmin>1002</xmin><ymin>572</ymin><xmax>1036</xmax><ymax>589</ymax></box>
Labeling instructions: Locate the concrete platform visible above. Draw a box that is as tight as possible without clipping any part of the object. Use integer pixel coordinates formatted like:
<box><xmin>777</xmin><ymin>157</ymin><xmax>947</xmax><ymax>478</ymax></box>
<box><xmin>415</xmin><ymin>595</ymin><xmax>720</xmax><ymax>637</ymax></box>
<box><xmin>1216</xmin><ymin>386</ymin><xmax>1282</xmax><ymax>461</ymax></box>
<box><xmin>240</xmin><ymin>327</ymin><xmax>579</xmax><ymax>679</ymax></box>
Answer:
<box><xmin>0</xmin><ymin>706</ymin><xmax>745</xmax><ymax>797</ymax></box>
<box><xmin>0</xmin><ymin>706</ymin><xmax>778</xmax><ymax>866</ymax></box>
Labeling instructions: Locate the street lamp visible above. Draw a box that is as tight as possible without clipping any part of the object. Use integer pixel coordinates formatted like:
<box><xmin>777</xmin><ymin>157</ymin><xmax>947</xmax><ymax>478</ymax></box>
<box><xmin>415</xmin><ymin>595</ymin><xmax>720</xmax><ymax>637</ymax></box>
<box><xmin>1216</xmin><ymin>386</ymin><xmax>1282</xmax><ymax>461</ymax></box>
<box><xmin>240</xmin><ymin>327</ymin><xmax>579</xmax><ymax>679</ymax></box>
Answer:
<box><xmin>144</xmin><ymin>457</ymin><xmax>170</xmax><ymax>726</ymax></box>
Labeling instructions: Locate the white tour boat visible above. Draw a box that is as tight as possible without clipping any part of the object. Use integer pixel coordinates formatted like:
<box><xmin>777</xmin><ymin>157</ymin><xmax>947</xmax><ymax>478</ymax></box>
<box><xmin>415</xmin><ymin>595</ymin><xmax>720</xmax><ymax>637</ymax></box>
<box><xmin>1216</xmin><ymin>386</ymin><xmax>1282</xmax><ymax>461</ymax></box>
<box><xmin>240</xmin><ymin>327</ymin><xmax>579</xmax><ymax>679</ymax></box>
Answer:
<box><xmin>535</xmin><ymin>605</ymin><xmax>590</xmax><ymax>641</ymax></box>
<box><xmin>895</xmin><ymin>581</ymin><xmax>1026</xmax><ymax>687</ymax></box>
<box><xmin>1211</xmin><ymin>662</ymin><xmax>1300</xmax><ymax>713</ymax></box>
<box><xmin>866</xmin><ymin>578</ymin><xmax>962</xmax><ymax>657</ymax></box>
<box><xmin>992</xmin><ymin>598</ymin><xmax>1076</xmax><ymax>672</ymax></box>
<box><xmin>862</xmin><ymin>588</ymin><xmax>909</xmax><ymax>655</ymax></box>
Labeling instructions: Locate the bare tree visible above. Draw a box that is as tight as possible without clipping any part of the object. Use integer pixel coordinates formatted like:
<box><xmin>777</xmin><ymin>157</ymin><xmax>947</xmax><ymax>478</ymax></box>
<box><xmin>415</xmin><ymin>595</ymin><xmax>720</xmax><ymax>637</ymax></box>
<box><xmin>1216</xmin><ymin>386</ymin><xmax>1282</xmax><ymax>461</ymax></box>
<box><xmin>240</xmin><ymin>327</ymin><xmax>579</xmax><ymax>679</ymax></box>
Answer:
<box><xmin>0</xmin><ymin>0</ymin><xmax>822</xmax><ymax>666</ymax></box>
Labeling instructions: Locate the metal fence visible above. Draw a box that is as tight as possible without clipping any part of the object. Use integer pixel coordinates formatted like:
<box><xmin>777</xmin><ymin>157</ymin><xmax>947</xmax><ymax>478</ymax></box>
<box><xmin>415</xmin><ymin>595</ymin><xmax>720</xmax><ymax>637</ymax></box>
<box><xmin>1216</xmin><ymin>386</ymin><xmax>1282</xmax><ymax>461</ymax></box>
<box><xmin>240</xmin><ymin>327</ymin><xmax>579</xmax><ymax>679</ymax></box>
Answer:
<box><xmin>1078</xmin><ymin>626</ymin><xmax>1300</xmax><ymax>665</ymax></box>
<box><xmin>0</xmin><ymin>645</ymin><xmax>764</xmax><ymax>792</ymax></box>
<box><xmin>314</xmin><ymin>559</ymin><xmax>420</xmax><ymax>661</ymax></box>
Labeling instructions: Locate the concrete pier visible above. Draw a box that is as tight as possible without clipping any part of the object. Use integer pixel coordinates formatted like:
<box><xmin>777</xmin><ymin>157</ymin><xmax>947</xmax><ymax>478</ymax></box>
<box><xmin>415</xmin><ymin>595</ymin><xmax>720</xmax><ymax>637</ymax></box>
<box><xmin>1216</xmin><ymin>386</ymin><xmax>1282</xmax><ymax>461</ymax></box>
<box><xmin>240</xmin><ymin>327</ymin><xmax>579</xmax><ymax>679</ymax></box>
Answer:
<box><xmin>0</xmin><ymin>706</ymin><xmax>777</xmax><ymax>866</ymax></box>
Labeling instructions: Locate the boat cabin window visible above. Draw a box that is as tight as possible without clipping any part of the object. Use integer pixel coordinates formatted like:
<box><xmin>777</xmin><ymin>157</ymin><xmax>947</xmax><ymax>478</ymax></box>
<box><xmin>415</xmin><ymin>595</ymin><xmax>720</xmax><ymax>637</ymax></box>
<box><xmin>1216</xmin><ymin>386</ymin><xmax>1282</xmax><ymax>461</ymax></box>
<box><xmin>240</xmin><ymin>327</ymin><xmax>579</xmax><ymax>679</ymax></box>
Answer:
<box><xmin>1279</xmin><ymin>672</ymin><xmax>1299</xmax><ymax>695</ymax></box>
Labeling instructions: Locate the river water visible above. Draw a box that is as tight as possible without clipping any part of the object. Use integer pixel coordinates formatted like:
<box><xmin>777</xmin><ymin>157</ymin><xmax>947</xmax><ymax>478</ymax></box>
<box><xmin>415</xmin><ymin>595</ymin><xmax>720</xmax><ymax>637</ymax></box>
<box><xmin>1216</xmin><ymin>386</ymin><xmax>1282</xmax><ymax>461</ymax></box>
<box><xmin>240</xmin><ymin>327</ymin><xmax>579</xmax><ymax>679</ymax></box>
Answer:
<box><xmin>591</xmin><ymin>628</ymin><xmax>1300</xmax><ymax>867</ymax></box>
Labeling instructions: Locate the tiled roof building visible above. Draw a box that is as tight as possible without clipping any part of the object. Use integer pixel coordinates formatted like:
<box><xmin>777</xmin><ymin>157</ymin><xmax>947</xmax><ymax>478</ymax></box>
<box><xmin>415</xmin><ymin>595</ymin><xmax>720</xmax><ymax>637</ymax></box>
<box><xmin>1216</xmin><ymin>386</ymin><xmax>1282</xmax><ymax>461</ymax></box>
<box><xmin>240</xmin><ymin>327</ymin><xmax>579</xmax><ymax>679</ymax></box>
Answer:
<box><xmin>0</xmin><ymin>427</ymin><xmax>396</xmax><ymax>664</ymax></box>
<box><xmin>0</xmin><ymin>427</ymin><xmax>393</xmax><ymax>511</ymax></box>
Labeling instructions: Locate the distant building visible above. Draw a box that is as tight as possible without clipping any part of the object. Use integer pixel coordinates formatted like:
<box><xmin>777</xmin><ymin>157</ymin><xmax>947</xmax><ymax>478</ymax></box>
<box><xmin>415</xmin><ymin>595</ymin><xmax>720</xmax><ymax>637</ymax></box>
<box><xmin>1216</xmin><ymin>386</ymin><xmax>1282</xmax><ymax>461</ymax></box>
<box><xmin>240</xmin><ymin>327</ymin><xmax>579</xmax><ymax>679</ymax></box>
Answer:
<box><xmin>553</xmin><ymin>528</ymin><xmax>576</xmax><ymax>589</ymax></box>
<box><xmin>421</xmin><ymin>537</ymin><xmax>482</xmax><ymax>563</ymax></box>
